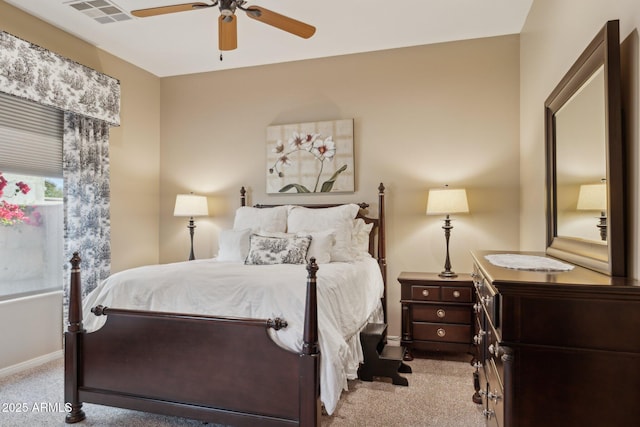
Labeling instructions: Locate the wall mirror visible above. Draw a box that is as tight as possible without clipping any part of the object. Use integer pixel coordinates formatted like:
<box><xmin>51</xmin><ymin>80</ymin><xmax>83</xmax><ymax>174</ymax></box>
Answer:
<box><xmin>545</xmin><ymin>20</ymin><xmax>626</xmax><ymax>276</ymax></box>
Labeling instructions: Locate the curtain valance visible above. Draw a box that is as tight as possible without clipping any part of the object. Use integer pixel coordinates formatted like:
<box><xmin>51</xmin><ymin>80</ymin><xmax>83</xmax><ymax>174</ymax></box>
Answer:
<box><xmin>0</xmin><ymin>31</ymin><xmax>120</xmax><ymax>126</ymax></box>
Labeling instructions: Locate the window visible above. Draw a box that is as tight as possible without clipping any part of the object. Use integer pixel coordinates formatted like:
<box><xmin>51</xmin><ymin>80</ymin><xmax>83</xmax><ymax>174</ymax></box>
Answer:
<box><xmin>0</xmin><ymin>92</ymin><xmax>63</xmax><ymax>301</ymax></box>
<box><xmin>0</xmin><ymin>173</ymin><xmax>64</xmax><ymax>300</ymax></box>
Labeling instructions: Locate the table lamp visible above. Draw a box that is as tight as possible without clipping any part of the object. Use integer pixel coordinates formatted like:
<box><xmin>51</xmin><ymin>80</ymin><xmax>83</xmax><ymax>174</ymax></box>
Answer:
<box><xmin>174</xmin><ymin>193</ymin><xmax>209</xmax><ymax>260</ymax></box>
<box><xmin>426</xmin><ymin>186</ymin><xmax>469</xmax><ymax>278</ymax></box>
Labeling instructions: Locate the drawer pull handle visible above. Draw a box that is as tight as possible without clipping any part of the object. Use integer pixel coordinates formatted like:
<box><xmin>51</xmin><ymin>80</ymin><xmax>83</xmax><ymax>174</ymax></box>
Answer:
<box><xmin>488</xmin><ymin>390</ymin><xmax>502</xmax><ymax>403</ymax></box>
<box><xmin>437</xmin><ymin>328</ymin><xmax>446</xmax><ymax>337</ymax></box>
<box><xmin>422</xmin><ymin>289</ymin><xmax>429</xmax><ymax>297</ymax></box>
<box><xmin>453</xmin><ymin>290</ymin><xmax>461</xmax><ymax>298</ymax></box>
<box><xmin>482</xmin><ymin>409</ymin><xmax>495</xmax><ymax>420</ymax></box>
<box><xmin>473</xmin><ymin>329</ymin><xmax>485</xmax><ymax>345</ymax></box>
<box><xmin>489</xmin><ymin>344</ymin><xmax>503</xmax><ymax>357</ymax></box>
<box><xmin>436</xmin><ymin>309</ymin><xmax>446</xmax><ymax>318</ymax></box>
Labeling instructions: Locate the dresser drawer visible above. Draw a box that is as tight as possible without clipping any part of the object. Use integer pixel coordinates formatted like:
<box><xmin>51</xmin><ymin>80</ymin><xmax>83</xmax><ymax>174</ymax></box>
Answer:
<box><xmin>411</xmin><ymin>285</ymin><xmax>440</xmax><ymax>301</ymax></box>
<box><xmin>412</xmin><ymin>304</ymin><xmax>470</xmax><ymax>324</ymax></box>
<box><xmin>442</xmin><ymin>286</ymin><xmax>472</xmax><ymax>302</ymax></box>
<box><xmin>486</xmin><ymin>358</ymin><xmax>504</xmax><ymax>427</ymax></box>
<box><xmin>413</xmin><ymin>322</ymin><xmax>471</xmax><ymax>343</ymax></box>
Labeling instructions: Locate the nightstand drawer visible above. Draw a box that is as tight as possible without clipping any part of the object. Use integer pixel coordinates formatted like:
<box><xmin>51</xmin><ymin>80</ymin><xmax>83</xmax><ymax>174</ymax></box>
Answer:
<box><xmin>441</xmin><ymin>286</ymin><xmax>472</xmax><ymax>303</ymax></box>
<box><xmin>411</xmin><ymin>285</ymin><xmax>440</xmax><ymax>301</ymax></box>
<box><xmin>413</xmin><ymin>322</ymin><xmax>471</xmax><ymax>343</ymax></box>
<box><xmin>412</xmin><ymin>304</ymin><xmax>470</xmax><ymax>324</ymax></box>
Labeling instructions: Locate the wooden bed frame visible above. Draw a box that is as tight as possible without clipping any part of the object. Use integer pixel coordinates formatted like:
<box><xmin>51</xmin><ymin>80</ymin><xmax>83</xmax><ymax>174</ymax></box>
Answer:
<box><xmin>64</xmin><ymin>183</ymin><xmax>387</xmax><ymax>426</ymax></box>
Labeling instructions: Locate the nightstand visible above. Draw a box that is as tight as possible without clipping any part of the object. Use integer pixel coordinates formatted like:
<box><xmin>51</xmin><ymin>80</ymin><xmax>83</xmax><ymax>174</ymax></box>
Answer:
<box><xmin>398</xmin><ymin>272</ymin><xmax>474</xmax><ymax>360</ymax></box>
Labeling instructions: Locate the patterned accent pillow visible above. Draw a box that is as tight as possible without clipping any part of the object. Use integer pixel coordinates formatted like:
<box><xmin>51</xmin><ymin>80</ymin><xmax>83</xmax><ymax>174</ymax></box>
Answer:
<box><xmin>245</xmin><ymin>234</ymin><xmax>312</xmax><ymax>265</ymax></box>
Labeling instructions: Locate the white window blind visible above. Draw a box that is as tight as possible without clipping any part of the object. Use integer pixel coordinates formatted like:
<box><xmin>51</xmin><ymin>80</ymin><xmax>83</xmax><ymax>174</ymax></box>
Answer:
<box><xmin>0</xmin><ymin>92</ymin><xmax>63</xmax><ymax>177</ymax></box>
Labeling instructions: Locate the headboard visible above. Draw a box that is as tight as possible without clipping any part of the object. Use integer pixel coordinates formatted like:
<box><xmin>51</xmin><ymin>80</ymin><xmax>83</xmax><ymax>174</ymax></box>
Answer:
<box><xmin>239</xmin><ymin>183</ymin><xmax>388</xmax><ymax>321</ymax></box>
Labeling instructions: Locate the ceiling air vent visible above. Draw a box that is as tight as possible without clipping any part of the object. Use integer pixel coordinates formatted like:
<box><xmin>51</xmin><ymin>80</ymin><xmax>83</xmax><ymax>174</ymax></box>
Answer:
<box><xmin>67</xmin><ymin>0</ymin><xmax>132</xmax><ymax>24</ymax></box>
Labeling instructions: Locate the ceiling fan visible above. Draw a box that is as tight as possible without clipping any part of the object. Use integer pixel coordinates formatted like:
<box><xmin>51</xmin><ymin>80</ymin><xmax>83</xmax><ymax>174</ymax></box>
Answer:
<box><xmin>131</xmin><ymin>1</ymin><xmax>316</xmax><ymax>51</ymax></box>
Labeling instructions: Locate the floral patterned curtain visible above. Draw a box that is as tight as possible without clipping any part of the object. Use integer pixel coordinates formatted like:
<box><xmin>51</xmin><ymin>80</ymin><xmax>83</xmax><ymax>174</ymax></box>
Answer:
<box><xmin>0</xmin><ymin>30</ymin><xmax>120</xmax><ymax>301</ymax></box>
<box><xmin>63</xmin><ymin>112</ymin><xmax>111</xmax><ymax>299</ymax></box>
<box><xmin>0</xmin><ymin>31</ymin><xmax>120</xmax><ymax>125</ymax></box>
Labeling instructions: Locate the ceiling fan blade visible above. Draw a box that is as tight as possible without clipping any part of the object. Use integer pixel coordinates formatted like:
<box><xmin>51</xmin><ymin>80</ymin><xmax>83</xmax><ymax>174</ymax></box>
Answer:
<box><xmin>245</xmin><ymin>6</ymin><xmax>316</xmax><ymax>39</ymax></box>
<box><xmin>218</xmin><ymin>15</ymin><xmax>238</xmax><ymax>51</ymax></box>
<box><xmin>131</xmin><ymin>2</ymin><xmax>210</xmax><ymax>18</ymax></box>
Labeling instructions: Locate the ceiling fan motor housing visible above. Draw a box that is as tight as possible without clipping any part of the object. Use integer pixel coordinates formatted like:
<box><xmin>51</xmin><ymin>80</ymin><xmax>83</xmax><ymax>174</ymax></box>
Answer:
<box><xmin>219</xmin><ymin>0</ymin><xmax>241</xmax><ymax>16</ymax></box>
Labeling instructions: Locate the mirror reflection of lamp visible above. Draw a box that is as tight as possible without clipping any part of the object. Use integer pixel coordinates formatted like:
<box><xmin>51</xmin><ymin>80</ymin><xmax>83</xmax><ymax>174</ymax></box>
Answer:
<box><xmin>576</xmin><ymin>181</ymin><xmax>607</xmax><ymax>241</ymax></box>
<box><xmin>426</xmin><ymin>185</ymin><xmax>469</xmax><ymax>278</ymax></box>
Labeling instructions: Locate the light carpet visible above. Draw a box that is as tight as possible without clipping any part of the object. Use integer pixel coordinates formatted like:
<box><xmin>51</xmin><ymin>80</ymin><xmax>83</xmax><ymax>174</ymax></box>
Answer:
<box><xmin>0</xmin><ymin>355</ymin><xmax>485</xmax><ymax>426</ymax></box>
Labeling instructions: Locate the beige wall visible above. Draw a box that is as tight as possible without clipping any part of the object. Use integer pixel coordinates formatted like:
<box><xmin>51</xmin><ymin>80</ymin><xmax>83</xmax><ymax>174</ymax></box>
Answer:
<box><xmin>0</xmin><ymin>1</ymin><xmax>161</xmax><ymax>369</ymax></box>
<box><xmin>520</xmin><ymin>0</ymin><xmax>640</xmax><ymax>279</ymax></box>
<box><xmin>160</xmin><ymin>35</ymin><xmax>521</xmax><ymax>336</ymax></box>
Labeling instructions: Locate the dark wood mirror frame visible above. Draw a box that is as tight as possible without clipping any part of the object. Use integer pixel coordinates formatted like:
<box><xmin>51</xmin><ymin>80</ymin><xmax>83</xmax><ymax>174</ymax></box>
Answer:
<box><xmin>545</xmin><ymin>20</ymin><xmax>626</xmax><ymax>277</ymax></box>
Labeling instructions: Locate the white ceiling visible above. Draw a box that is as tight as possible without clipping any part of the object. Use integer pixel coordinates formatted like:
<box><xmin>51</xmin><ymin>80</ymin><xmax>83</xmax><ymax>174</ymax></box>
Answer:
<box><xmin>6</xmin><ymin>0</ymin><xmax>533</xmax><ymax>77</ymax></box>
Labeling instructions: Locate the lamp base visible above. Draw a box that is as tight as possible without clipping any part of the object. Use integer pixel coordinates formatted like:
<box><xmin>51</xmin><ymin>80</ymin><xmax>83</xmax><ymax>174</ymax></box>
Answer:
<box><xmin>438</xmin><ymin>270</ymin><xmax>458</xmax><ymax>279</ymax></box>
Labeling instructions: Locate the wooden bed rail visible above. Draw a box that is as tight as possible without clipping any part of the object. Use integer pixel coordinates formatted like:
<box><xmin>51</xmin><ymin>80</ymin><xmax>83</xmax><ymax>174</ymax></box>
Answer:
<box><xmin>64</xmin><ymin>253</ymin><xmax>321</xmax><ymax>426</ymax></box>
<box><xmin>378</xmin><ymin>183</ymin><xmax>387</xmax><ymax>322</ymax></box>
<box><xmin>64</xmin><ymin>252</ymin><xmax>85</xmax><ymax>423</ymax></box>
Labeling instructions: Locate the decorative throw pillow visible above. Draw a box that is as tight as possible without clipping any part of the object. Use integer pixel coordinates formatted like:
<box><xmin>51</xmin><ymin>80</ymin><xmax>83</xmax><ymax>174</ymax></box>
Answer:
<box><xmin>245</xmin><ymin>234</ymin><xmax>311</xmax><ymax>265</ymax></box>
<box><xmin>233</xmin><ymin>205</ymin><xmax>288</xmax><ymax>233</ymax></box>
<box><xmin>254</xmin><ymin>230</ymin><xmax>334</xmax><ymax>264</ymax></box>
<box><xmin>287</xmin><ymin>204</ymin><xmax>360</xmax><ymax>262</ymax></box>
<box><xmin>217</xmin><ymin>228</ymin><xmax>251</xmax><ymax>262</ymax></box>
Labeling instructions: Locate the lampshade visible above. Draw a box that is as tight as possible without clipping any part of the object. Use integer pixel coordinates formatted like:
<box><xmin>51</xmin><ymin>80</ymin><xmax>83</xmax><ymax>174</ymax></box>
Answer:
<box><xmin>576</xmin><ymin>183</ymin><xmax>606</xmax><ymax>211</ymax></box>
<box><xmin>173</xmin><ymin>194</ymin><xmax>209</xmax><ymax>217</ymax></box>
<box><xmin>426</xmin><ymin>188</ymin><xmax>469</xmax><ymax>215</ymax></box>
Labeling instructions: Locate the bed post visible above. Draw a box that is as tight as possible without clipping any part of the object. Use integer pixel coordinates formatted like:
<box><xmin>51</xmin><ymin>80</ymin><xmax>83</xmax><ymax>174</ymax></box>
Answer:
<box><xmin>378</xmin><ymin>182</ymin><xmax>387</xmax><ymax>323</ymax></box>
<box><xmin>240</xmin><ymin>186</ymin><xmax>246</xmax><ymax>207</ymax></box>
<box><xmin>300</xmin><ymin>258</ymin><xmax>321</xmax><ymax>426</ymax></box>
<box><xmin>64</xmin><ymin>252</ymin><xmax>85</xmax><ymax>423</ymax></box>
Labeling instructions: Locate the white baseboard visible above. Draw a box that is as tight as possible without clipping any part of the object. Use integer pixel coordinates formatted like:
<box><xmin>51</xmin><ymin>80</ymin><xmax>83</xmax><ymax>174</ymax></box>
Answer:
<box><xmin>0</xmin><ymin>350</ymin><xmax>63</xmax><ymax>379</ymax></box>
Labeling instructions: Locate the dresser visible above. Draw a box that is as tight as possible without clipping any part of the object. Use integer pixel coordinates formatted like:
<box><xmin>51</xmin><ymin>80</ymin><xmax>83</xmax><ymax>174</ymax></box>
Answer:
<box><xmin>471</xmin><ymin>250</ymin><xmax>640</xmax><ymax>427</ymax></box>
<box><xmin>398</xmin><ymin>272</ymin><xmax>474</xmax><ymax>359</ymax></box>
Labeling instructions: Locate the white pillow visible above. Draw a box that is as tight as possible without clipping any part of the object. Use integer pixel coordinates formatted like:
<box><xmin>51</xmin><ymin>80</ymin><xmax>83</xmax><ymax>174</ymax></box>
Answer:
<box><xmin>217</xmin><ymin>228</ymin><xmax>251</xmax><ymax>262</ymax></box>
<box><xmin>302</xmin><ymin>230</ymin><xmax>335</xmax><ymax>264</ymax></box>
<box><xmin>233</xmin><ymin>205</ymin><xmax>288</xmax><ymax>233</ymax></box>
<box><xmin>287</xmin><ymin>204</ymin><xmax>360</xmax><ymax>262</ymax></box>
<box><xmin>352</xmin><ymin>218</ymin><xmax>374</xmax><ymax>257</ymax></box>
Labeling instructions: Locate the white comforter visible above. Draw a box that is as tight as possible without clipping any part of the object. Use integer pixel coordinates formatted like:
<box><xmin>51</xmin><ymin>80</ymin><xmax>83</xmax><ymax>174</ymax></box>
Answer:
<box><xmin>81</xmin><ymin>257</ymin><xmax>384</xmax><ymax>415</ymax></box>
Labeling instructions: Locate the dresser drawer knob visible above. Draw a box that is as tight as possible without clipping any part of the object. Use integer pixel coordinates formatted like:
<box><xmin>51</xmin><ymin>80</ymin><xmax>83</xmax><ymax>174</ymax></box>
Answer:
<box><xmin>437</xmin><ymin>328</ymin><xmax>446</xmax><ymax>337</ymax></box>
<box><xmin>482</xmin><ymin>409</ymin><xmax>495</xmax><ymax>420</ymax></box>
<box><xmin>489</xmin><ymin>344</ymin><xmax>503</xmax><ymax>357</ymax></box>
<box><xmin>422</xmin><ymin>289</ymin><xmax>429</xmax><ymax>297</ymax></box>
<box><xmin>436</xmin><ymin>309</ymin><xmax>446</xmax><ymax>318</ymax></box>
<box><xmin>488</xmin><ymin>390</ymin><xmax>502</xmax><ymax>403</ymax></box>
<box><xmin>453</xmin><ymin>290</ymin><xmax>461</xmax><ymax>298</ymax></box>
<box><xmin>473</xmin><ymin>330</ymin><xmax>485</xmax><ymax>345</ymax></box>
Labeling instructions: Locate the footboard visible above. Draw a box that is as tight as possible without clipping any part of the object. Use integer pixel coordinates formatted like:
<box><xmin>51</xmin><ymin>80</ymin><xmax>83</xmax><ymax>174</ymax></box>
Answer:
<box><xmin>64</xmin><ymin>253</ymin><xmax>321</xmax><ymax>426</ymax></box>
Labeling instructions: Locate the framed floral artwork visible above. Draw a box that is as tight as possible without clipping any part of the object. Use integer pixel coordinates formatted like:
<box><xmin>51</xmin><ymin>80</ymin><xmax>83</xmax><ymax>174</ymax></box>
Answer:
<box><xmin>266</xmin><ymin>119</ymin><xmax>355</xmax><ymax>194</ymax></box>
